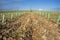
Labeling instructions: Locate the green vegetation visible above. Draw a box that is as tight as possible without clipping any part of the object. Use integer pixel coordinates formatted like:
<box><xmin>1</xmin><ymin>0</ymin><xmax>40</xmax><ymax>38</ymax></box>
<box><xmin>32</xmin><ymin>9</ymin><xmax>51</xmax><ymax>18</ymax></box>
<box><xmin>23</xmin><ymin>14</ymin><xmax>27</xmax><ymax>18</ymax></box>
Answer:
<box><xmin>2</xmin><ymin>14</ymin><xmax>5</xmax><ymax>24</ymax></box>
<box><xmin>47</xmin><ymin>13</ymin><xmax>51</xmax><ymax>20</ymax></box>
<box><xmin>56</xmin><ymin>15</ymin><xmax>60</xmax><ymax>24</ymax></box>
<box><xmin>0</xmin><ymin>10</ymin><xmax>60</xmax><ymax>24</ymax></box>
<box><xmin>35</xmin><ymin>11</ymin><xmax>60</xmax><ymax>24</ymax></box>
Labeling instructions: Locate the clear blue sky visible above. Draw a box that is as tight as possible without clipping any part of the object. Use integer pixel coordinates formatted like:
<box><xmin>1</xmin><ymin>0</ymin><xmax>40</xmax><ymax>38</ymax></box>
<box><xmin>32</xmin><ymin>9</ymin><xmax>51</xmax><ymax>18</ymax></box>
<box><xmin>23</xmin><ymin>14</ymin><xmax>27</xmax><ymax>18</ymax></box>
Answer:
<box><xmin>0</xmin><ymin>0</ymin><xmax>60</xmax><ymax>10</ymax></box>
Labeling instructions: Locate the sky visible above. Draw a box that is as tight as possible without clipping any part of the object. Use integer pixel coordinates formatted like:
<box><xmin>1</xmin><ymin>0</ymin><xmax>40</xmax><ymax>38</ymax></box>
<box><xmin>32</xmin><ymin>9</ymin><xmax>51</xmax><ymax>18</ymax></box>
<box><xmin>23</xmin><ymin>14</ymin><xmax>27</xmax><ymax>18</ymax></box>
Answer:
<box><xmin>0</xmin><ymin>0</ymin><xmax>60</xmax><ymax>10</ymax></box>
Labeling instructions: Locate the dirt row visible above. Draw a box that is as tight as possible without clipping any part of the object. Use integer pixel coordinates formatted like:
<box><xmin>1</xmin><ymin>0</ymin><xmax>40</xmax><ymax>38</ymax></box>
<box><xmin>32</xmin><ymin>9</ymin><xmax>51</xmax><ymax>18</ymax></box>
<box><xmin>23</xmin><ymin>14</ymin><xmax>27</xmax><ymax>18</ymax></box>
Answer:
<box><xmin>1</xmin><ymin>12</ymin><xmax>60</xmax><ymax>40</ymax></box>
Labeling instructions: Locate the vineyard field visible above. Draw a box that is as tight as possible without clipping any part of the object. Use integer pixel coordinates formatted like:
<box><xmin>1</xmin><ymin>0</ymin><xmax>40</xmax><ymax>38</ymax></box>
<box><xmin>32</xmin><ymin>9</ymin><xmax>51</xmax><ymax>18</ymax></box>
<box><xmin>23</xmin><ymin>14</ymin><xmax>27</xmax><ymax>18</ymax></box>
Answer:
<box><xmin>0</xmin><ymin>10</ymin><xmax>60</xmax><ymax>40</ymax></box>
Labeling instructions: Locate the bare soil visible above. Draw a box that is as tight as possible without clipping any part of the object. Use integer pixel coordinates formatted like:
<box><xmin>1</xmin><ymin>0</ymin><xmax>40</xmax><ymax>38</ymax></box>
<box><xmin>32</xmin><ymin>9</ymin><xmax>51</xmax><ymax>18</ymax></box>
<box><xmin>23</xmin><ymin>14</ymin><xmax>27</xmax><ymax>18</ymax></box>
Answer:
<box><xmin>1</xmin><ymin>12</ymin><xmax>60</xmax><ymax>40</ymax></box>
